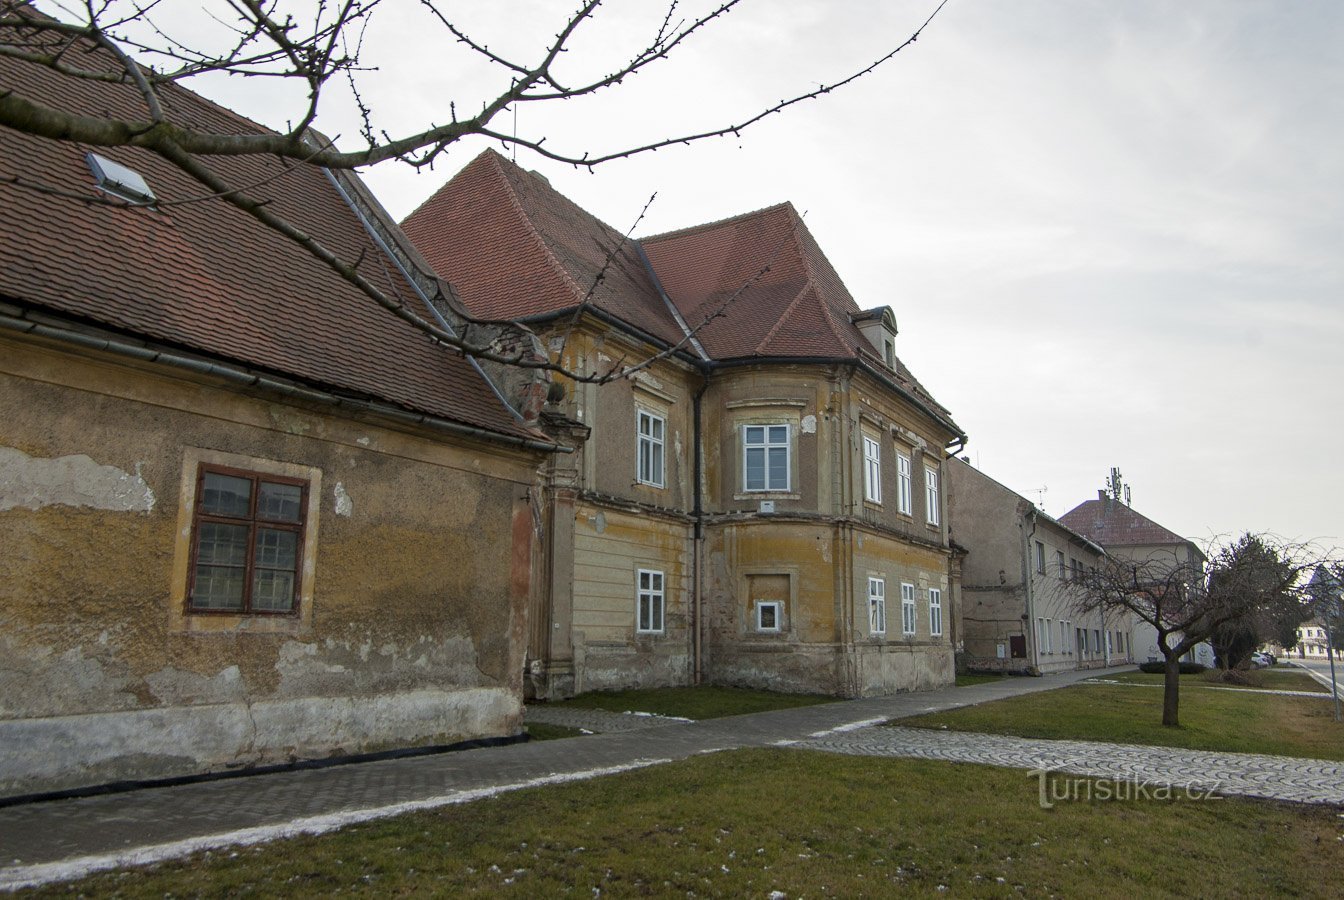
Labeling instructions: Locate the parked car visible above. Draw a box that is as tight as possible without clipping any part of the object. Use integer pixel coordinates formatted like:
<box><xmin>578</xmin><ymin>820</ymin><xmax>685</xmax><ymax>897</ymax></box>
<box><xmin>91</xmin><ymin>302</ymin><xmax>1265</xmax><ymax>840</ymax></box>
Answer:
<box><xmin>1250</xmin><ymin>651</ymin><xmax>1274</xmax><ymax>668</ymax></box>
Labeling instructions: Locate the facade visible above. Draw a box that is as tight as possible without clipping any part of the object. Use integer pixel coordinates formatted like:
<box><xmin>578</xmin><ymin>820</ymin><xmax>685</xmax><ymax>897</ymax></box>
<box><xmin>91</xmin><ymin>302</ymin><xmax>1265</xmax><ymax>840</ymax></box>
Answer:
<box><xmin>0</xmin><ymin>22</ymin><xmax>553</xmax><ymax>797</ymax></box>
<box><xmin>1059</xmin><ymin>492</ymin><xmax>1212</xmax><ymax>666</ymax></box>
<box><xmin>403</xmin><ymin>150</ymin><xmax>967</xmax><ymax>699</ymax></box>
<box><xmin>946</xmin><ymin>459</ymin><xmax>1130</xmax><ymax>674</ymax></box>
<box><xmin>1292</xmin><ymin>622</ymin><xmax>1342</xmax><ymax>661</ymax></box>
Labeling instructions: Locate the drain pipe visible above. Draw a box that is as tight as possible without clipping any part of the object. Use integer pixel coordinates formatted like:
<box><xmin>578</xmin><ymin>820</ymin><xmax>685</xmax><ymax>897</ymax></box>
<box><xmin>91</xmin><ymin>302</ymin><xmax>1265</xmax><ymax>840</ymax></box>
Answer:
<box><xmin>692</xmin><ymin>372</ymin><xmax>710</xmax><ymax>685</ymax></box>
<box><xmin>1024</xmin><ymin>507</ymin><xmax>1039</xmax><ymax>673</ymax></box>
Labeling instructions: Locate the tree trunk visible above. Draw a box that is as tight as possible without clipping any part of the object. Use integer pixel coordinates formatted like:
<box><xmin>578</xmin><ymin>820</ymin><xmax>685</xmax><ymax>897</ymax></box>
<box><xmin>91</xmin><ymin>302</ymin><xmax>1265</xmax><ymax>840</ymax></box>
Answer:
<box><xmin>1162</xmin><ymin>654</ymin><xmax>1181</xmax><ymax>727</ymax></box>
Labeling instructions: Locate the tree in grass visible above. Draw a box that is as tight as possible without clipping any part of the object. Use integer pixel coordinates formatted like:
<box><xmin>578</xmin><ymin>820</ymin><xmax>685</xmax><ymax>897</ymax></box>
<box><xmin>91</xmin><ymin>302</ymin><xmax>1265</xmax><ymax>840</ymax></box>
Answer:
<box><xmin>1072</xmin><ymin>534</ymin><xmax>1322</xmax><ymax>727</ymax></box>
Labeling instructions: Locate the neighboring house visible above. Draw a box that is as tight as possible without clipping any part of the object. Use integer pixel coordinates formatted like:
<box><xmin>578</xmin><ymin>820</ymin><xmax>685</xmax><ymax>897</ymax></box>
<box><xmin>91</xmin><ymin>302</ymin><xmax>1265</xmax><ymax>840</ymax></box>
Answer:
<box><xmin>1292</xmin><ymin>622</ymin><xmax>1342</xmax><ymax>661</ymax></box>
<box><xmin>0</xmin><ymin>16</ymin><xmax>554</xmax><ymax>797</ymax></box>
<box><xmin>1059</xmin><ymin>492</ymin><xmax>1212</xmax><ymax>666</ymax></box>
<box><xmin>946</xmin><ymin>459</ymin><xmax>1129</xmax><ymax>675</ymax></box>
<box><xmin>403</xmin><ymin>150</ymin><xmax>967</xmax><ymax>698</ymax></box>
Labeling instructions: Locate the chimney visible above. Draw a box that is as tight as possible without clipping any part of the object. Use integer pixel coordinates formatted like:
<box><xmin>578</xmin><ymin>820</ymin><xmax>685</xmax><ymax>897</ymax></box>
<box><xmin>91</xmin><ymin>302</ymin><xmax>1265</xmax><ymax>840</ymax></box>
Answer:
<box><xmin>1098</xmin><ymin>490</ymin><xmax>1107</xmax><ymax>501</ymax></box>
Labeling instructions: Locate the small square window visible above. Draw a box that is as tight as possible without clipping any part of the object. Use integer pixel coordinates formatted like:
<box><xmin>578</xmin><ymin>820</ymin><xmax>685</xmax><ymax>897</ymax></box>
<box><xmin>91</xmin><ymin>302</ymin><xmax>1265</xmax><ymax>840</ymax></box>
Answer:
<box><xmin>755</xmin><ymin>600</ymin><xmax>783</xmax><ymax>633</ymax></box>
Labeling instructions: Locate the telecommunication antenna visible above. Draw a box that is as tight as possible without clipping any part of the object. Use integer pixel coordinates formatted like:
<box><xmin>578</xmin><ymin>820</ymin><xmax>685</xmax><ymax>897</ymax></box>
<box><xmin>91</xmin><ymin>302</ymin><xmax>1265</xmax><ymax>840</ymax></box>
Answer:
<box><xmin>1124</xmin><ymin>484</ymin><xmax>1132</xmax><ymax>507</ymax></box>
<box><xmin>1027</xmin><ymin>485</ymin><xmax>1048</xmax><ymax>507</ymax></box>
<box><xmin>1107</xmin><ymin>467</ymin><xmax>1124</xmax><ymax>501</ymax></box>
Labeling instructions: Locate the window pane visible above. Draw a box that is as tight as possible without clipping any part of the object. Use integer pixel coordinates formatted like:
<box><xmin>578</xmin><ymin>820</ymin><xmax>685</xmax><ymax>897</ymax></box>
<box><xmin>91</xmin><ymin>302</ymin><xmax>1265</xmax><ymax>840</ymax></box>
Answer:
<box><xmin>745</xmin><ymin>426</ymin><xmax>764</xmax><ymax>445</ymax></box>
<box><xmin>767</xmin><ymin>425</ymin><xmax>787</xmax><ymax>444</ymax></box>
<box><xmin>197</xmin><ymin>522</ymin><xmax>249</xmax><ymax>566</ymax></box>
<box><xmin>193</xmin><ymin>564</ymin><xmax>245</xmax><ymax>609</ymax></box>
<box><xmin>252</xmin><ymin>569</ymin><xmax>296</xmax><ymax>611</ymax></box>
<box><xmin>201</xmin><ymin>472</ymin><xmax>251</xmax><ymax>517</ymax></box>
<box><xmin>254</xmin><ymin>527</ymin><xmax>298</xmax><ymax>569</ymax></box>
<box><xmin>767</xmin><ymin>446</ymin><xmax>787</xmax><ymax>489</ymax></box>
<box><xmin>745</xmin><ymin>446</ymin><xmax>765</xmax><ymax>490</ymax></box>
<box><xmin>652</xmin><ymin>595</ymin><xmax>663</xmax><ymax>631</ymax></box>
<box><xmin>258</xmin><ymin>481</ymin><xmax>303</xmax><ymax>522</ymax></box>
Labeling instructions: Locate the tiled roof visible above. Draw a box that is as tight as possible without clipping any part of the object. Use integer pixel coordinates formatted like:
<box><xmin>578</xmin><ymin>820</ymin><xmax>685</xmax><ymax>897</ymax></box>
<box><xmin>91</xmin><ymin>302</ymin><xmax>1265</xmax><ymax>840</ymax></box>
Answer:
<box><xmin>0</xmin><ymin>13</ymin><xmax>531</xmax><ymax>442</ymax></box>
<box><xmin>641</xmin><ymin>203</ymin><xmax>955</xmax><ymax>422</ymax></box>
<box><xmin>1059</xmin><ymin>498</ymin><xmax>1189</xmax><ymax>548</ymax></box>
<box><xmin>402</xmin><ymin>150</ymin><xmax>688</xmax><ymax>347</ymax></box>
<box><xmin>404</xmin><ymin>152</ymin><xmax>958</xmax><ymax>433</ymax></box>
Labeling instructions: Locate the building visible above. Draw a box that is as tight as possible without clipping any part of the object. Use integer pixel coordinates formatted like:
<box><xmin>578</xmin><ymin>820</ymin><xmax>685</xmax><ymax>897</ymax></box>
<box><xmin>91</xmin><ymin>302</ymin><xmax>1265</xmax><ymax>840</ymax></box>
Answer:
<box><xmin>0</xmin><ymin>16</ymin><xmax>555</xmax><ymax>797</ymax></box>
<box><xmin>403</xmin><ymin>150</ymin><xmax>967</xmax><ymax>698</ymax></box>
<box><xmin>1059</xmin><ymin>491</ymin><xmax>1213</xmax><ymax>666</ymax></box>
<box><xmin>946</xmin><ymin>459</ymin><xmax>1129</xmax><ymax>674</ymax></box>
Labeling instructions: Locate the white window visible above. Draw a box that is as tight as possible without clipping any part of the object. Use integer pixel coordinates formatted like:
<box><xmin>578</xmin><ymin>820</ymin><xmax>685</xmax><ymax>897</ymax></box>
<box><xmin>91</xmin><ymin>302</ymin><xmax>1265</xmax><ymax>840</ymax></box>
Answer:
<box><xmin>755</xmin><ymin>600</ymin><xmax>782</xmax><ymax>633</ymax></box>
<box><xmin>896</xmin><ymin>452</ymin><xmax>912</xmax><ymax>515</ymax></box>
<box><xmin>868</xmin><ymin>577</ymin><xmax>886</xmax><ymax>635</ymax></box>
<box><xmin>636</xmin><ymin>569</ymin><xmax>664</xmax><ymax>633</ymax></box>
<box><xmin>1035</xmin><ymin>541</ymin><xmax>1046</xmax><ymax>575</ymax></box>
<box><xmin>1044</xmin><ymin>617</ymin><xmax>1053</xmax><ymax>653</ymax></box>
<box><xmin>1060</xmin><ymin>621</ymin><xmax>1068</xmax><ymax>654</ymax></box>
<box><xmin>924</xmin><ymin>466</ymin><xmax>940</xmax><ymax>525</ymax></box>
<box><xmin>636</xmin><ymin>411</ymin><xmax>665</xmax><ymax>488</ymax></box>
<box><xmin>1056</xmin><ymin>551</ymin><xmax>1066</xmax><ymax>578</ymax></box>
<box><xmin>928</xmin><ymin>587</ymin><xmax>942</xmax><ymax>636</ymax></box>
<box><xmin>863</xmin><ymin>436</ymin><xmax>882</xmax><ymax>503</ymax></box>
<box><xmin>1037</xmin><ymin>617</ymin><xmax>1046</xmax><ymax>652</ymax></box>
<box><xmin>743</xmin><ymin>424</ymin><xmax>790</xmax><ymax>492</ymax></box>
<box><xmin>901</xmin><ymin>583</ymin><xmax>916</xmax><ymax>636</ymax></box>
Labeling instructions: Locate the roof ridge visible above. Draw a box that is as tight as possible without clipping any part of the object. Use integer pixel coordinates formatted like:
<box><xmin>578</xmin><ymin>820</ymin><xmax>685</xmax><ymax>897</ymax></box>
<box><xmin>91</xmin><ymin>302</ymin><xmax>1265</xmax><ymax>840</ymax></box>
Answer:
<box><xmin>481</xmin><ymin>150</ymin><xmax>590</xmax><ymax>307</ymax></box>
<box><xmin>641</xmin><ymin>200</ymin><xmax>796</xmax><ymax>244</ymax></box>
<box><xmin>752</xmin><ymin>281</ymin><xmax>814</xmax><ymax>355</ymax></box>
<box><xmin>779</xmin><ymin>207</ymin><xmax>854</xmax><ymax>355</ymax></box>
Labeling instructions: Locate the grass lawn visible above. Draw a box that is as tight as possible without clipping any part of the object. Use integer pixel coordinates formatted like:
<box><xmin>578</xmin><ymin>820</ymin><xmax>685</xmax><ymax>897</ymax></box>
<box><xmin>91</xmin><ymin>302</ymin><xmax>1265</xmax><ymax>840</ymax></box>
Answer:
<box><xmin>31</xmin><ymin>750</ymin><xmax>1344</xmax><ymax>898</ymax></box>
<box><xmin>1101</xmin><ymin>669</ymin><xmax>1329</xmax><ymax>694</ymax></box>
<box><xmin>956</xmin><ymin>673</ymin><xmax>1013</xmax><ymax>687</ymax></box>
<box><xmin>898</xmin><ymin>677</ymin><xmax>1344</xmax><ymax>760</ymax></box>
<box><xmin>541</xmin><ymin>685</ymin><xmax>838</xmax><ymax>720</ymax></box>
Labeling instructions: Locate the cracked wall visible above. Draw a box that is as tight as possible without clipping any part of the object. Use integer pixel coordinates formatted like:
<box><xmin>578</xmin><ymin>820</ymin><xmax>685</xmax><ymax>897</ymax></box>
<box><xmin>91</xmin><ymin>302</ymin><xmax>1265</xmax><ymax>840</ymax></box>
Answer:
<box><xmin>0</xmin><ymin>337</ymin><xmax>541</xmax><ymax>796</ymax></box>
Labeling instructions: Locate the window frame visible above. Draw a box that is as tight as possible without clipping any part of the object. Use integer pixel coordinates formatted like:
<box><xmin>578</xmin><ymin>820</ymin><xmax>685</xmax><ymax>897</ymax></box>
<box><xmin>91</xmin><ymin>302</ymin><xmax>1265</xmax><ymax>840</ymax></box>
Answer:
<box><xmin>896</xmin><ymin>452</ymin><xmax>913</xmax><ymax>515</ymax></box>
<box><xmin>754</xmin><ymin>599</ymin><xmax>783</xmax><ymax>633</ymax></box>
<box><xmin>636</xmin><ymin>410</ymin><xmax>666</xmax><ymax>488</ymax></box>
<box><xmin>901</xmin><ymin>582</ymin><xmax>917</xmax><ymax>636</ymax></box>
<box><xmin>186</xmin><ymin>464</ymin><xmax>309</xmax><ymax>617</ymax></box>
<box><xmin>1035</xmin><ymin>541</ymin><xmax>1046</xmax><ymax>575</ymax></box>
<box><xmin>924</xmin><ymin>465</ymin><xmax>940</xmax><ymax>526</ymax></box>
<box><xmin>868</xmin><ymin>577</ymin><xmax>887</xmax><ymax>635</ymax></box>
<box><xmin>636</xmin><ymin>568</ymin><xmax>665</xmax><ymax>634</ymax></box>
<box><xmin>928</xmin><ymin>587</ymin><xmax>943</xmax><ymax>637</ymax></box>
<box><xmin>742</xmin><ymin>423</ymin><xmax>791</xmax><ymax>492</ymax></box>
<box><xmin>862</xmin><ymin>435</ymin><xmax>882</xmax><ymax>504</ymax></box>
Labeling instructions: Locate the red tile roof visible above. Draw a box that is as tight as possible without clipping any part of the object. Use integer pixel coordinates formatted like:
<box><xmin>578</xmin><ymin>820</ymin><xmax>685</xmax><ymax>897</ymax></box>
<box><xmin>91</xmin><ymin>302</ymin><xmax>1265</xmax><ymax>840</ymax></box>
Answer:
<box><xmin>1059</xmin><ymin>498</ymin><xmax>1190</xmax><ymax>549</ymax></box>
<box><xmin>0</xmin><ymin>13</ymin><xmax>531</xmax><ymax>442</ymax></box>
<box><xmin>404</xmin><ymin>151</ymin><xmax>958</xmax><ymax>432</ymax></box>
<box><xmin>402</xmin><ymin>150</ymin><xmax>688</xmax><ymax>347</ymax></box>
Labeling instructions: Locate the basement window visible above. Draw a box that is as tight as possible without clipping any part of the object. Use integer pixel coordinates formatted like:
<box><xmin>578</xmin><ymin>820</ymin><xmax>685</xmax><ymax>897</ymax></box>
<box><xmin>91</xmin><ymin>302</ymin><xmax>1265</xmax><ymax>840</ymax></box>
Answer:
<box><xmin>85</xmin><ymin>152</ymin><xmax>156</xmax><ymax>205</ymax></box>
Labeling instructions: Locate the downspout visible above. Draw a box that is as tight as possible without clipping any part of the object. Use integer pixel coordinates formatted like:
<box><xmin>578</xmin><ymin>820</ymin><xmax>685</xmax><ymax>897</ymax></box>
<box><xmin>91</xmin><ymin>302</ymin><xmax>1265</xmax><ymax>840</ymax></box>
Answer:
<box><xmin>692</xmin><ymin>371</ymin><xmax>709</xmax><ymax>685</ymax></box>
<box><xmin>1024</xmin><ymin>507</ymin><xmax>1039</xmax><ymax>674</ymax></box>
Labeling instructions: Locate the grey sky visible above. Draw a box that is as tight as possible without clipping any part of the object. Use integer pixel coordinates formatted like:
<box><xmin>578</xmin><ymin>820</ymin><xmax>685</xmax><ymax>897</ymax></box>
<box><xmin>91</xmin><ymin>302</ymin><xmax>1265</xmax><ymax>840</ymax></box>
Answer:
<box><xmin>104</xmin><ymin>1</ymin><xmax>1344</xmax><ymax>547</ymax></box>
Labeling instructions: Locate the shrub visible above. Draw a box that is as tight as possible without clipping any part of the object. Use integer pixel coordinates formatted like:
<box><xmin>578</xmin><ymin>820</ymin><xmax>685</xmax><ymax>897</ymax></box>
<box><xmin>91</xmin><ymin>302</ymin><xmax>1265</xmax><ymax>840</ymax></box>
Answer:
<box><xmin>1202</xmin><ymin>667</ymin><xmax>1262</xmax><ymax>688</ymax></box>
<box><xmin>1138</xmin><ymin>661</ymin><xmax>1207</xmax><ymax>675</ymax></box>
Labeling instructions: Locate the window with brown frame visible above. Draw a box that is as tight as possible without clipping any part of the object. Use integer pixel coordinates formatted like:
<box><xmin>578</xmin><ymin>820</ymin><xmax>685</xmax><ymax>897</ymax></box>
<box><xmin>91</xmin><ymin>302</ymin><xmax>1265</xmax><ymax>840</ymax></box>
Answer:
<box><xmin>187</xmin><ymin>465</ymin><xmax>308</xmax><ymax>614</ymax></box>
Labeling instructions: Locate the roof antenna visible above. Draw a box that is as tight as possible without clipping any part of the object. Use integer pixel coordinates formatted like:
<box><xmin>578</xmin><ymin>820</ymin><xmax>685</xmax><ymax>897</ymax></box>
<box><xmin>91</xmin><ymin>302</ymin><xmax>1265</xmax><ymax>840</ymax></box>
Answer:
<box><xmin>1027</xmin><ymin>485</ymin><xmax>1047</xmax><ymax>508</ymax></box>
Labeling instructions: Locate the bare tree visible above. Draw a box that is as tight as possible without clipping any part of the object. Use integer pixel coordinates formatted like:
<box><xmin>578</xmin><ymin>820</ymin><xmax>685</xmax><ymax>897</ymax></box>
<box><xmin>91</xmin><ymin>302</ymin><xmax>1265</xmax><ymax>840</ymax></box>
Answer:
<box><xmin>0</xmin><ymin>0</ymin><xmax>948</xmax><ymax>381</ymax></box>
<box><xmin>1072</xmin><ymin>534</ymin><xmax>1324</xmax><ymax>727</ymax></box>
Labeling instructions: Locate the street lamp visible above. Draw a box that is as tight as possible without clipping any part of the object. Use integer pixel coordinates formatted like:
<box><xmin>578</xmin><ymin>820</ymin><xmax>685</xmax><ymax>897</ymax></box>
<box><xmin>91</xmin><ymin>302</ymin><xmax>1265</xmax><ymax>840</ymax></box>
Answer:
<box><xmin>1328</xmin><ymin>591</ymin><xmax>1341</xmax><ymax>722</ymax></box>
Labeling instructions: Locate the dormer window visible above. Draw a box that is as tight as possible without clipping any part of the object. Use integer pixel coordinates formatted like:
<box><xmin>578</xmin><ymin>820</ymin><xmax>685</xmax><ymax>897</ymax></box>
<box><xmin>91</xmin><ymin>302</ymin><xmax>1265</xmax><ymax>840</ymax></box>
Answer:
<box><xmin>86</xmin><ymin>152</ymin><xmax>156</xmax><ymax>205</ymax></box>
<box><xmin>853</xmin><ymin>306</ymin><xmax>898</xmax><ymax>370</ymax></box>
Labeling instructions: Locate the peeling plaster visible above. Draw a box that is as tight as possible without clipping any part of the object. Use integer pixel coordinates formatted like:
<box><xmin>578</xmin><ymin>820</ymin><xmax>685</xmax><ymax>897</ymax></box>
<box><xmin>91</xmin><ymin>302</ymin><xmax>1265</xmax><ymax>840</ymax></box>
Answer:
<box><xmin>0</xmin><ymin>447</ymin><xmax>155</xmax><ymax>513</ymax></box>
<box><xmin>333</xmin><ymin>482</ymin><xmax>353</xmax><ymax>517</ymax></box>
<box><xmin>801</xmin><ymin>415</ymin><xmax>817</xmax><ymax>434</ymax></box>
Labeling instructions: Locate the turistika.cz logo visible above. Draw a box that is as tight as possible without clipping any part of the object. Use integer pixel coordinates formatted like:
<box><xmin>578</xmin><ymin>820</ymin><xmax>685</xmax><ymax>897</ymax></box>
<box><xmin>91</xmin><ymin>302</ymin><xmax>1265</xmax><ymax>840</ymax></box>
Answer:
<box><xmin>1028</xmin><ymin>765</ymin><xmax>1221</xmax><ymax>809</ymax></box>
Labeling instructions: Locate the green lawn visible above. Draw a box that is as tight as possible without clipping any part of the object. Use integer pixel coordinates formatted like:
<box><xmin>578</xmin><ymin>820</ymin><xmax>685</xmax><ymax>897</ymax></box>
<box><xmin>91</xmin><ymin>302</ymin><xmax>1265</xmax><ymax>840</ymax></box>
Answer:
<box><xmin>956</xmin><ymin>673</ymin><xmax>1013</xmax><ymax>687</ymax></box>
<box><xmin>1097</xmin><ymin>668</ymin><xmax>1328</xmax><ymax>693</ymax></box>
<box><xmin>541</xmin><ymin>685</ymin><xmax>838</xmax><ymax>720</ymax></box>
<box><xmin>898</xmin><ymin>677</ymin><xmax>1344</xmax><ymax>760</ymax></box>
<box><xmin>32</xmin><ymin>750</ymin><xmax>1344</xmax><ymax>898</ymax></box>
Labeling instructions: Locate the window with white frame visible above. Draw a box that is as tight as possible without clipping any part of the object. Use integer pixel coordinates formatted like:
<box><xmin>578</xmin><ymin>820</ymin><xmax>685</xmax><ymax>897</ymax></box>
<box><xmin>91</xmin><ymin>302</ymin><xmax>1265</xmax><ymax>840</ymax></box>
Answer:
<box><xmin>1037</xmin><ymin>616</ymin><xmax>1046</xmax><ymax>652</ymax></box>
<box><xmin>1035</xmin><ymin>541</ymin><xmax>1046</xmax><ymax>575</ymax></box>
<box><xmin>862</xmin><ymin>436</ymin><xmax>882</xmax><ymax>503</ymax></box>
<box><xmin>1044</xmin><ymin>617</ymin><xmax>1053</xmax><ymax>653</ymax></box>
<box><xmin>924</xmin><ymin>465</ymin><xmax>940</xmax><ymax>525</ymax></box>
<box><xmin>755</xmin><ymin>600</ymin><xmax>783</xmax><ymax>633</ymax></box>
<box><xmin>896</xmin><ymin>452</ymin><xmax>912</xmax><ymax>515</ymax></box>
<box><xmin>1056</xmin><ymin>550</ymin><xmax>1066</xmax><ymax>578</ymax></box>
<box><xmin>1060</xmin><ymin>621</ymin><xmax>1068</xmax><ymax>654</ymax></box>
<box><xmin>743</xmin><ymin>424</ymin><xmax>790</xmax><ymax>492</ymax></box>
<box><xmin>928</xmin><ymin>587</ymin><xmax>942</xmax><ymax>636</ymax></box>
<box><xmin>636</xmin><ymin>411</ymin><xmax>665</xmax><ymax>488</ymax></box>
<box><xmin>901</xmin><ymin>583</ymin><xmax>916</xmax><ymax>636</ymax></box>
<box><xmin>868</xmin><ymin>578</ymin><xmax>886</xmax><ymax>635</ymax></box>
<box><xmin>636</xmin><ymin>569</ymin><xmax>664</xmax><ymax>633</ymax></box>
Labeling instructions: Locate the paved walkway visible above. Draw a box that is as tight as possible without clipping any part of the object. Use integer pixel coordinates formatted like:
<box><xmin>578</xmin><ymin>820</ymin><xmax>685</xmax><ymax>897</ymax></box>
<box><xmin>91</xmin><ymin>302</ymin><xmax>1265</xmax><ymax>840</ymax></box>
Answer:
<box><xmin>2</xmin><ymin>665</ymin><xmax>1339</xmax><ymax>890</ymax></box>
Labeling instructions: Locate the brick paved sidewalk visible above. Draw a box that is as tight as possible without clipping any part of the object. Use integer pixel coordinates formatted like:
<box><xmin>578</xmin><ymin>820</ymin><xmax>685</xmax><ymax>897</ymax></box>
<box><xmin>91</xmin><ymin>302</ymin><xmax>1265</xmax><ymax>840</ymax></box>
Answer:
<box><xmin>797</xmin><ymin>726</ymin><xmax>1344</xmax><ymax>806</ymax></box>
<box><xmin>0</xmin><ymin>665</ymin><xmax>1216</xmax><ymax>890</ymax></box>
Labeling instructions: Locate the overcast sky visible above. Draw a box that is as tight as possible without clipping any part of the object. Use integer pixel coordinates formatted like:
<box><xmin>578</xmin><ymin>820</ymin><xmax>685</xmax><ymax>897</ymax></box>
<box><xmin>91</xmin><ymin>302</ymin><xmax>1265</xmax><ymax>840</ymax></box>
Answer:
<box><xmin>102</xmin><ymin>0</ymin><xmax>1344</xmax><ymax>549</ymax></box>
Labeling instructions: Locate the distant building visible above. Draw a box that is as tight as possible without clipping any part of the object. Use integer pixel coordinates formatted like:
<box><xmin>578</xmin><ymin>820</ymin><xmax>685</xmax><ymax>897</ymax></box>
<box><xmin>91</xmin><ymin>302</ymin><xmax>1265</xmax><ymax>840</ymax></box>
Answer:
<box><xmin>1059</xmin><ymin>492</ymin><xmax>1213</xmax><ymax>667</ymax></box>
<box><xmin>946</xmin><ymin>460</ymin><xmax>1131</xmax><ymax>674</ymax></box>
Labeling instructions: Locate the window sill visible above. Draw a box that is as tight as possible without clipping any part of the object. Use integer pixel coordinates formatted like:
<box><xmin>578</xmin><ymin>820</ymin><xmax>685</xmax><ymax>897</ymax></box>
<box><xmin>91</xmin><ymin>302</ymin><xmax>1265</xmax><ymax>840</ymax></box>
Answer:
<box><xmin>734</xmin><ymin>491</ymin><xmax>800</xmax><ymax>501</ymax></box>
